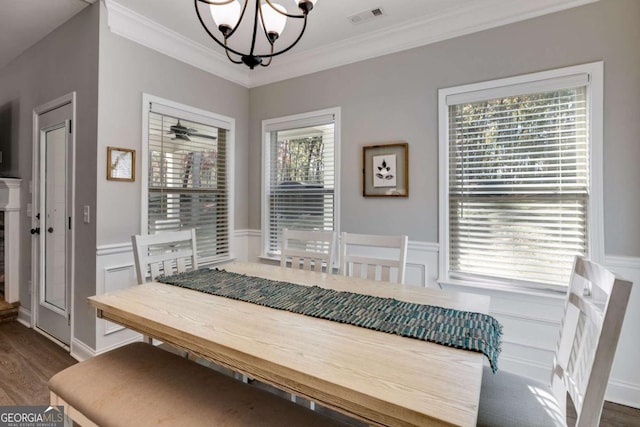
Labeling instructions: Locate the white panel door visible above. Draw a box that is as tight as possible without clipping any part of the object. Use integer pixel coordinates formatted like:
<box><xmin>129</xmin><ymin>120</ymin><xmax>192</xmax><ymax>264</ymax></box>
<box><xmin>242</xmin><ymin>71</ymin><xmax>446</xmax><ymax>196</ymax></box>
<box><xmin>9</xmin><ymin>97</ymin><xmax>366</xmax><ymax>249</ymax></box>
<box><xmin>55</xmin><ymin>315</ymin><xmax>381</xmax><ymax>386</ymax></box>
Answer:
<box><xmin>35</xmin><ymin>103</ymin><xmax>73</xmax><ymax>345</ymax></box>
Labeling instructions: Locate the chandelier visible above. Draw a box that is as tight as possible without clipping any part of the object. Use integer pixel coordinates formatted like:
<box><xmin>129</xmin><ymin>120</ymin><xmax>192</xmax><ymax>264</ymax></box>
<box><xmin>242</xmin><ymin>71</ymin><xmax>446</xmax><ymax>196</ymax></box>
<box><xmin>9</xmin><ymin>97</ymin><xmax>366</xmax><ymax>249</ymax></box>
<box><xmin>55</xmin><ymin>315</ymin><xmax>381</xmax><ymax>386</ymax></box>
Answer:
<box><xmin>194</xmin><ymin>0</ymin><xmax>318</xmax><ymax>69</ymax></box>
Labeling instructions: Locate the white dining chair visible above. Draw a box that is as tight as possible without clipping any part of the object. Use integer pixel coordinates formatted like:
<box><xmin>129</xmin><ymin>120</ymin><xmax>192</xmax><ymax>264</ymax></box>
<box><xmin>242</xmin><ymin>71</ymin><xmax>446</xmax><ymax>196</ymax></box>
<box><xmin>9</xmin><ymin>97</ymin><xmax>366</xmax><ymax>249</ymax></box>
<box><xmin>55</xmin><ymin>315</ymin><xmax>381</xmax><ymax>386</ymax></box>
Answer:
<box><xmin>339</xmin><ymin>232</ymin><xmax>408</xmax><ymax>284</ymax></box>
<box><xmin>131</xmin><ymin>229</ymin><xmax>198</xmax><ymax>284</ymax></box>
<box><xmin>131</xmin><ymin>229</ymin><xmax>198</xmax><ymax>348</ymax></box>
<box><xmin>280</xmin><ymin>228</ymin><xmax>336</xmax><ymax>273</ymax></box>
<box><xmin>478</xmin><ymin>256</ymin><xmax>632</xmax><ymax>427</ymax></box>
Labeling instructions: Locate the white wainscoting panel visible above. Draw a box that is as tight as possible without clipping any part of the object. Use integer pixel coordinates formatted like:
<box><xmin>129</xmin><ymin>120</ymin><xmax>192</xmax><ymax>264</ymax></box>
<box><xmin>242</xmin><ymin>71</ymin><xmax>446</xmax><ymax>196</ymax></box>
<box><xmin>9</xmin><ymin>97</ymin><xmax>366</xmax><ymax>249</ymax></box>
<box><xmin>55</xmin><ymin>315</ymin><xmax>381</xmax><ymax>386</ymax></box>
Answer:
<box><xmin>601</xmin><ymin>255</ymin><xmax>640</xmax><ymax>408</ymax></box>
<box><xmin>233</xmin><ymin>229</ymin><xmax>261</xmax><ymax>263</ymax></box>
<box><xmin>95</xmin><ymin>242</ymin><xmax>142</xmax><ymax>353</ymax></box>
<box><xmin>102</xmin><ymin>263</ymin><xmax>136</xmax><ymax>335</ymax></box>
<box><xmin>235</xmin><ymin>229</ymin><xmax>262</xmax><ymax>263</ymax></box>
<box><xmin>406</xmin><ymin>241</ymin><xmax>439</xmax><ymax>288</ymax></box>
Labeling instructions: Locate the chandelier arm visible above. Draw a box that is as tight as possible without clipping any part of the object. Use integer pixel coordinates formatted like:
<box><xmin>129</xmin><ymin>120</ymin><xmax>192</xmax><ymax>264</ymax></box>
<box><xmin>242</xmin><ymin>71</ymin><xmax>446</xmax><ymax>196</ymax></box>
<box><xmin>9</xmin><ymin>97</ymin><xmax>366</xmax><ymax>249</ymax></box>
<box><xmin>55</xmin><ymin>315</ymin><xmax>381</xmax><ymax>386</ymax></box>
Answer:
<box><xmin>264</xmin><ymin>0</ymin><xmax>306</xmax><ymax>19</ymax></box>
<box><xmin>224</xmin><ymin>48</ymin><xmax>244</xmax><ymax>65</ymax></box>
<box><xmin>259</xmin><ymin>14</ymin><xmax>308</xmax><ymax>58</ymax></box>
<box><xmin>260</xmin><ymin>45</ymin><xmax>273</xmax><ymax>67</ymax></box>
<box><xmin>196</xmin><ymin>0</ymin><xmax>235</xmax><ymax>6</ymax></box>
<box><xmin>194</xmin><ymin>0</ymin><xmax>251</xmax><ymax>58</ymax></box>
<box><xmin>248</xmin><ymin>0</ymin><xmax>261</xmax><ymax>56</ymax></box>
<box><xmin>260</xmin><ymin>44</ymin><xmax>275</xmax><ymax>67</ymax></box>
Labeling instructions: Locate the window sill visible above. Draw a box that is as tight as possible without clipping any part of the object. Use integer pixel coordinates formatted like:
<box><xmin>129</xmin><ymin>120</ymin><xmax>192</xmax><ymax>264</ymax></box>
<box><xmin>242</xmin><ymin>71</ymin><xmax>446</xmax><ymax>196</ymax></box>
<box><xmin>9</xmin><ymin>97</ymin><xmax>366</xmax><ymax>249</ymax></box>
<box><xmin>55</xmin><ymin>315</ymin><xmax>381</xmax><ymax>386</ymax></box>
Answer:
<box><xmin>437</xmin><ymin>278</ymin><xmax>566</xmax><ymax>301</ymax></box>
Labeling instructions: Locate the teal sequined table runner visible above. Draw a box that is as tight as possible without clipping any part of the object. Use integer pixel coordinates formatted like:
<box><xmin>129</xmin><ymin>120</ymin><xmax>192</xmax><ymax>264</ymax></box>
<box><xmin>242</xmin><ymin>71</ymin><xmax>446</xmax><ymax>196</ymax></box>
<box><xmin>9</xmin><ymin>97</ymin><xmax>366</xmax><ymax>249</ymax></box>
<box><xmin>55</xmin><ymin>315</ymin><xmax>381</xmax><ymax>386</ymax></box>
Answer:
<box><xmin>157</xmin><ymin>268</ymin><xmax>502</xmax><ymax>372</ymax></box>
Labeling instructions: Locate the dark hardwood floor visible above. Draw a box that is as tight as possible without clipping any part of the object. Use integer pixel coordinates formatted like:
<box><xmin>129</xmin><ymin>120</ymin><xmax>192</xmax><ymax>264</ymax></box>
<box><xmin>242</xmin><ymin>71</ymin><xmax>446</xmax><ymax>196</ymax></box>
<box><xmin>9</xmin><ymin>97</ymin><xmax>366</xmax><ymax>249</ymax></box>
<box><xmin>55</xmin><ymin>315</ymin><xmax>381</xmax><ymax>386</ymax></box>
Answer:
<box><xmin>567</xmin><ymin>400</ymin><xmax>640</xmax><ymax>427</ymax></box>
<box><xmin>0</xmin><ymin>321</ymin><xmax>639</xmax><ymax>426</ymax></box>
<box><xmin>0</xmin><ymin>321</ymin><xmax>76</xmax><ymax>405</ymax></box>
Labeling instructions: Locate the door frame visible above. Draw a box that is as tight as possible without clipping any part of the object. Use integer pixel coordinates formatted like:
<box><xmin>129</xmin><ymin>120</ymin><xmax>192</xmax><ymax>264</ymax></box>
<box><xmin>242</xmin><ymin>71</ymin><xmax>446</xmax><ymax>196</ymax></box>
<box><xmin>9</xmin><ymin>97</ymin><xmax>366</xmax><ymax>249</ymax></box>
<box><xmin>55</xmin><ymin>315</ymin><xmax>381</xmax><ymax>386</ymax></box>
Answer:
<box><xmin>31</xmin><ymin>92</ymin><xmax>76</xmax><ymax>348</ymax></box>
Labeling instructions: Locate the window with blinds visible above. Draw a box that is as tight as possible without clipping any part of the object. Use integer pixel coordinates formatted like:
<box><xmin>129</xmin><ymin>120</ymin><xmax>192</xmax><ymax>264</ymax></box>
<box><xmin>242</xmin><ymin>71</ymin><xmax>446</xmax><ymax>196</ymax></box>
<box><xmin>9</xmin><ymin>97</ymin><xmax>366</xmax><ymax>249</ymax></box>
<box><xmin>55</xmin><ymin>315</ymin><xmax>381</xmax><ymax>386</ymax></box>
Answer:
<box><xmin>145</xmin><ymin>99</ymin><xmax>233</xmax><ymax>264</ymax></box>
<box><xmin>262</xmin><ymin>108</ymin><xmax>340</xmax><ymax>256</ymax></box>
<box><xmin>440</xmin><ymin>66</ymin><xmax>602</xmax><ymax>289</ymax></box>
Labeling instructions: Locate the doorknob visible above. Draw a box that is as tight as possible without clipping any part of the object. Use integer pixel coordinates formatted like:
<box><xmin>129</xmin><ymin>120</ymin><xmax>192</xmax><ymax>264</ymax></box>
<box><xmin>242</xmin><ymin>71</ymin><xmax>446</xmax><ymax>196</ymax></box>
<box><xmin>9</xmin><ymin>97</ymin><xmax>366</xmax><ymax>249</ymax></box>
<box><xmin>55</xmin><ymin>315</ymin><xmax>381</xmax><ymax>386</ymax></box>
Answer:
<box><xmin>48</xmin><ymin>227</ymin><xmax>54</xmax><ymax>233</ymax></box>
<box><xmin>30</xmin><ymin>227</ymin><xmax>40</xmax><ymax>235</ymax></box>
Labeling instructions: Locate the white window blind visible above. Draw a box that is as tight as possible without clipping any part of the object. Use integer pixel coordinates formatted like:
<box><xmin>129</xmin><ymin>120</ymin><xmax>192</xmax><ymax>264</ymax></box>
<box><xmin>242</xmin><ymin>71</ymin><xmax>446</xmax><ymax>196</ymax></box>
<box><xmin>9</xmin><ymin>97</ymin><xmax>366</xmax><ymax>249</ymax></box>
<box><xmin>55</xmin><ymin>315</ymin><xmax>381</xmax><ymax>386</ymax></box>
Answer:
<box><xmin>263</xmin><ymin>110</ymin><xmax>338</xmax><ymax>256</ymax></box>
<box><xmin>147</xmin><ymin>107</ymin><xmax>230</xmax><ymax>263</ymax></box>
<box><xmin>446</xmin><ymin>80</ymin><xmax>589</xmax><ymax>287</ymax></box>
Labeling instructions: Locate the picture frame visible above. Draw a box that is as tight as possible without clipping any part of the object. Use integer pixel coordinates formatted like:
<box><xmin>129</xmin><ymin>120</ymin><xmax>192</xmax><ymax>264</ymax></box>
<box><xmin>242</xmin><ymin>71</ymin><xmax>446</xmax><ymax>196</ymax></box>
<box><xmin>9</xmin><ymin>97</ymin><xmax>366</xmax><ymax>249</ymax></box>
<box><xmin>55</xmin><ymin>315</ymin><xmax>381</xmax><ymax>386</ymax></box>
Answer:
<box><xmin>107</xmin><ymin>147</ymin><xmax>135</xmax><ymax>182</ymax></box>
<box><xmin>362</xmin><ymin>142</ymin><xmax>408</xmax><ymax>197</ymax></box>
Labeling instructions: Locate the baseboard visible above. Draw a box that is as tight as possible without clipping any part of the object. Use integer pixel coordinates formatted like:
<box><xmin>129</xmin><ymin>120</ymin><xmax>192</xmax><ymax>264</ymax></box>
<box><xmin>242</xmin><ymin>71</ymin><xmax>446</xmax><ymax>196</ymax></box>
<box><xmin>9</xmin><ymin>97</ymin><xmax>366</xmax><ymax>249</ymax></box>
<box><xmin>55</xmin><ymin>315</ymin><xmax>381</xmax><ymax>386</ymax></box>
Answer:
<box><xmin>70</xmin><ymin>338</ymin><xmax>96</xmax><ymax>362</ymax></box>
<box><xmin>78</xmin><ymin>332</ymin><xmax>144</xmax><ymax>360</ymax></box>
<box><xmin>95</xmin><ymin>334</ymin><xmax>143</xmax><ymax>356</ymax></box>
<box><xmin>17</xmin><ymin>306</ymin><xmax>31</xmax><ymax>328</ymax></box>
<box><xmin>606</xmin><ymin>378</ymin><xmax>640</xmax><ymax>408</ymax></box>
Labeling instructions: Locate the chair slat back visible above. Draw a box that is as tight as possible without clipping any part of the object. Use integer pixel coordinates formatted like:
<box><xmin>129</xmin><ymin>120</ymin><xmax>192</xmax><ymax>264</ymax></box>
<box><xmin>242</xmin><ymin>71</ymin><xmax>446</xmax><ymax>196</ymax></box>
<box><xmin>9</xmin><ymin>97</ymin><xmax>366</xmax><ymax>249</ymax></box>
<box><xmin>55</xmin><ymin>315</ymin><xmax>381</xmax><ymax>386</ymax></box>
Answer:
<box><xmin>132</xmin><ymin>229</ymin><xmax>198</xmax><ymax>284</ymax></box>
<box><xmin>339</xmin><ymin>232</ymin><xmax>408</xmax><ymax>284</ymax></box>
<box><xmin>280</xmin><ymin>229</ymin><xmax>336</xmax><ymax>273</ymax></box>
<box><xmin>551</xmin><ymin>256</ymin><xmax>632</xmax><ymax>427</ymax></box>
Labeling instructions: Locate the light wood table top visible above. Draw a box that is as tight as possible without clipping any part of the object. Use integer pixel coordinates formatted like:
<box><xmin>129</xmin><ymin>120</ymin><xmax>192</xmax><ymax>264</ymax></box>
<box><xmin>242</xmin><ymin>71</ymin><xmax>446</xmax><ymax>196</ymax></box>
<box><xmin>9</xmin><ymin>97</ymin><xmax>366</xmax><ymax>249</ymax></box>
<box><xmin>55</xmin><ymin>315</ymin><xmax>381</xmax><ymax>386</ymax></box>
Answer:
<box><xmin>89</xmin><ymin>262</ymin><xmax>490</xmax><ymax>426</ymax></box>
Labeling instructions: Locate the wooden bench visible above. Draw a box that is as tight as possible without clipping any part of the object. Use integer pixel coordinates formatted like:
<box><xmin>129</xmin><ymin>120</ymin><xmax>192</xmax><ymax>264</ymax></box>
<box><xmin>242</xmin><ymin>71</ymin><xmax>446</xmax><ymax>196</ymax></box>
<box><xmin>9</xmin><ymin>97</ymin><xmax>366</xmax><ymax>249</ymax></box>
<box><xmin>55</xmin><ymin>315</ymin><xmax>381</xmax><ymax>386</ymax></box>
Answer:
<box><xmin>49</xmin><ymin>342</ymin><xmax>349</xmax><ymax>427</ymax></box>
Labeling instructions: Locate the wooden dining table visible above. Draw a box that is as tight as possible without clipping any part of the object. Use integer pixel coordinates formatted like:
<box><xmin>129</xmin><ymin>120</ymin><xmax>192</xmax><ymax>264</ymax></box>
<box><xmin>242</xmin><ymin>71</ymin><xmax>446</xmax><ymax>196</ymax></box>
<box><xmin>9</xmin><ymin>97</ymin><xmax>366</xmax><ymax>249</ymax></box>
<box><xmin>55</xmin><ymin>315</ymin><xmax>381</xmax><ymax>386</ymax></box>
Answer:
<box><xmin>88</xmin><ymin>262</ymin><xmax>491</xmax><ymax>426</ymax></box>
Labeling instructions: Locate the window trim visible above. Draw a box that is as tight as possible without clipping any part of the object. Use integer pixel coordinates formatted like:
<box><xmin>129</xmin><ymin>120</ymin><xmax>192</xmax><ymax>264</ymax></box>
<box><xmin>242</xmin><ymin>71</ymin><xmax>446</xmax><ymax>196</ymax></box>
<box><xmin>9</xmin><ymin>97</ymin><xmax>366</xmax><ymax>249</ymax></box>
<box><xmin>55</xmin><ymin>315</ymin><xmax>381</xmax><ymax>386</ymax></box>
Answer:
<box><xmin>261</xmin><ymin>107</ymin><xmax>341</xmax><ymax>259</ymax></box>
<box><xmin>437</xmin><ymin>62</ymin><xmax>604</xmax><ymax>292</ymax></box>
<box><xmin>141</xmin><ymin>93</ymin><xmax>235</xmax><ymax>262</ymax></box>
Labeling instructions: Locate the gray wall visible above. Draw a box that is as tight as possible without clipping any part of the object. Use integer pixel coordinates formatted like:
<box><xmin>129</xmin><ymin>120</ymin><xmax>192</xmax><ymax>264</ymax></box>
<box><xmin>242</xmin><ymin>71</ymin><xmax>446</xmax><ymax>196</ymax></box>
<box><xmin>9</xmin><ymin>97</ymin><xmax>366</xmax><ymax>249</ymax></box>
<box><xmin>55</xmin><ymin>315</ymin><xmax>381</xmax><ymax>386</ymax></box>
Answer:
<box><xmin>249</xmin><ymin>0</ymin><xmax>640</xmax><ymax>257</ymax></box>
<box><xmin>96</xmin><ymin>1</ymin><xmax>250</xmax><ymax>249</ymax></box>
<box><xmin>0</xmin><ymin>5</ymin><xmax>99</xmax><ymax>346</ymax></box>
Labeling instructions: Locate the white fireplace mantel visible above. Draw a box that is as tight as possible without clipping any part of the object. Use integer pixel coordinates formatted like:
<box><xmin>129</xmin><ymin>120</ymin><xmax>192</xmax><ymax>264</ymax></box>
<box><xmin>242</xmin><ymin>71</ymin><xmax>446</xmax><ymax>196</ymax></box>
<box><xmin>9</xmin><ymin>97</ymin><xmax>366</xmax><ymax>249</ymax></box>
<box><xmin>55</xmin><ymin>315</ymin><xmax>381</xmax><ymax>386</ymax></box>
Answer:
<box><xmin>0</xmin><ymin>178</ymin><xmax>21</xmax><ymax>303</ymax></box>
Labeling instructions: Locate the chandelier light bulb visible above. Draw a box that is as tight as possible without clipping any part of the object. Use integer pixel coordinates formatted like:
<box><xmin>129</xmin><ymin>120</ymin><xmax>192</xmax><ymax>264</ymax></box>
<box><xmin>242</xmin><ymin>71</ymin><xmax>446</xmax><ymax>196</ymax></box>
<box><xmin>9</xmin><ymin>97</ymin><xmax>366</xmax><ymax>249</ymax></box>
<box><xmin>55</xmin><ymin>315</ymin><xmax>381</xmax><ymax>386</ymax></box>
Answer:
<box><xmin>210</xmin><ymin>0</ymin><xmax>241</xmax><ymax>34</ymax></box>
<box><xmin>261</xmin><ymin>3</ymin><xmax>287</xmax><ymax>39</ymax></box>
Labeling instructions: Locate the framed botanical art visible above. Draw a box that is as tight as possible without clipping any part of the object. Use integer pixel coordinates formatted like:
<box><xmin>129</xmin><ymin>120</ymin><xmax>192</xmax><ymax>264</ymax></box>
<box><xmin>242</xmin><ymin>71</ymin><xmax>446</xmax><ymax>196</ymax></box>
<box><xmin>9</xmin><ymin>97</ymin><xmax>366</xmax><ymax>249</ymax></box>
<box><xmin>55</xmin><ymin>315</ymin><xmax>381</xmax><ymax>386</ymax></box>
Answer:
<box><xmin>107</xmin><ymin>147</ymin><xmax>135</xmax><ymax>182</ymax></box>
<box><xmin>362</xmin><ymin>142</ymin><xmax>408</xmax><ymax>197</ymax></box>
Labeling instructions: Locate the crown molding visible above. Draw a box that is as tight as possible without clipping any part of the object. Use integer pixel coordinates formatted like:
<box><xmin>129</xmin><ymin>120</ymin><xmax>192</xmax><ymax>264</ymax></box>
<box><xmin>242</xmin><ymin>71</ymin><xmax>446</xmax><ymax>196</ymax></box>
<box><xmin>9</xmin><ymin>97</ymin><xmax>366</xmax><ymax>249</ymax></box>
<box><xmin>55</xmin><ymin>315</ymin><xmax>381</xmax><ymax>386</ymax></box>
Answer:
<box><xmin>104</xmin><ymin>0</ymin><xmax>597</xmax><ymax>89</ymax></box>
<box><xmin>250</xmin><ymin>0</ymin><xmax>598</xmax><ymax>87</ymax></box>
<box><xmin>104</xmin><ymin>0</ymin><xmax>250</xmax><ymax>87</ymax></box>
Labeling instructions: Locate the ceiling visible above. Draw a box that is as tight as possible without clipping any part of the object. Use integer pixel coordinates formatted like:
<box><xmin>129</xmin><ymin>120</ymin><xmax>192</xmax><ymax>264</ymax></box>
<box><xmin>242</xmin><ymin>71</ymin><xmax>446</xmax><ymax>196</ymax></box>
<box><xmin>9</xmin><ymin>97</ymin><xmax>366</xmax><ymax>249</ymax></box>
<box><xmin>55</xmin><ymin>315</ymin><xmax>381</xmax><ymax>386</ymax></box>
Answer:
<box><xmin>0</xmin><ymin>0</ymin><xmax>95</xmax><ymax>70</ymax></box>
<box><xmin>1</xmin><ymin>0</ymin><xmax>597</xmax><ymax>87</ymax></box>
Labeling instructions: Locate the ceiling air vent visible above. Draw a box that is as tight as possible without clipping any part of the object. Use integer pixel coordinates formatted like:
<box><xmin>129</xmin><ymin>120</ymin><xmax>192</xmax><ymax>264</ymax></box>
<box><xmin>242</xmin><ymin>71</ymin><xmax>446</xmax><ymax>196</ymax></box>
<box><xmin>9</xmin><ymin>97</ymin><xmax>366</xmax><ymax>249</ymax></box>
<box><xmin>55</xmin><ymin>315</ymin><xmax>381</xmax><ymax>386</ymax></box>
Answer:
<box><xmin>348</xmin><ymin>8</ymin><xmax>386</xmax><ymax>25</ymax></box>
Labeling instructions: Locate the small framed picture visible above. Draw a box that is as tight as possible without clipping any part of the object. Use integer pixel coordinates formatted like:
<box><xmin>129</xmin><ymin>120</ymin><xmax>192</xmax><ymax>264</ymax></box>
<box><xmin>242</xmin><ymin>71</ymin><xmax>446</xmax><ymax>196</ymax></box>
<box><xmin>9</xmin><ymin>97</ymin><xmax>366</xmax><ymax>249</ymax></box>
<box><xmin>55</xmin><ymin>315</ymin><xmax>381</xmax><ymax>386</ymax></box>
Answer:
<box><xmin>107</xmin><ymin>147</ymin><xmax>135</xmax><ymax>182</ymax></box>
<box><xmin>362</xmin><ymin>142</ymin><xmax>408</xmax><ymax>197</ymax></box>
